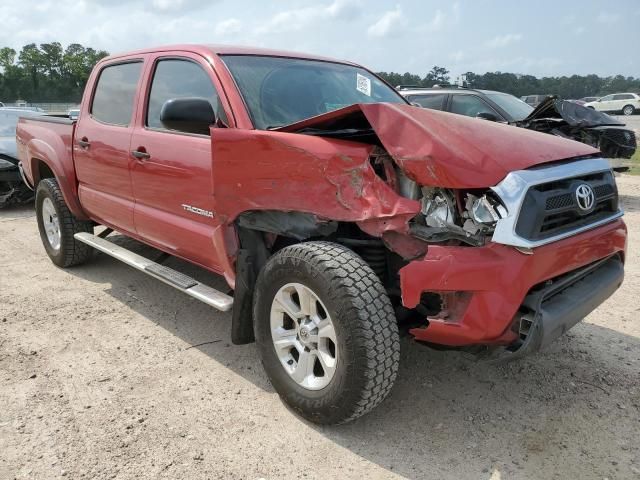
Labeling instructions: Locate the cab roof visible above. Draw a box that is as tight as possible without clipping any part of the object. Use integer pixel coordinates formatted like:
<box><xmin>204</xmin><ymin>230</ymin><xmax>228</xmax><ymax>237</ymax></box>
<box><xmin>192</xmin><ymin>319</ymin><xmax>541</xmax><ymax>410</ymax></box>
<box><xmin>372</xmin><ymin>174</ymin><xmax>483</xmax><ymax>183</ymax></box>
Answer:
<box><xmin>102</xmin><ymin>44</ymin><xmax>356</xmax><ymax>66</ymax></box>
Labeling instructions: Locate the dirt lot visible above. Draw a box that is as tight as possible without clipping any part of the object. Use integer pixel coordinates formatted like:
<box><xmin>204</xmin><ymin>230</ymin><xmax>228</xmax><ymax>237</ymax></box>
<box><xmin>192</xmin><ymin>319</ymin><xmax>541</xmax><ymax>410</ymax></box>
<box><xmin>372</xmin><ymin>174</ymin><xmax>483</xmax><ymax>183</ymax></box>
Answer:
<box><xmin>1</xmin><ymin>176</ymin><xmax>639</xmax><ymax>480</ymax></box>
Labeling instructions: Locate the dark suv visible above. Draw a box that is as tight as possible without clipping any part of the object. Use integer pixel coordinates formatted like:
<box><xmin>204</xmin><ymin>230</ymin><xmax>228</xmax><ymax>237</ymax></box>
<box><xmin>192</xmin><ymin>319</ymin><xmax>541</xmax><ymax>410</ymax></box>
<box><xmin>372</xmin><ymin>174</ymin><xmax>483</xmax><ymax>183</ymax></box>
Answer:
<box><xmin>398</xmin><ymin>86</ymin><xmax>535</xmax><ymax>123</ymax></box>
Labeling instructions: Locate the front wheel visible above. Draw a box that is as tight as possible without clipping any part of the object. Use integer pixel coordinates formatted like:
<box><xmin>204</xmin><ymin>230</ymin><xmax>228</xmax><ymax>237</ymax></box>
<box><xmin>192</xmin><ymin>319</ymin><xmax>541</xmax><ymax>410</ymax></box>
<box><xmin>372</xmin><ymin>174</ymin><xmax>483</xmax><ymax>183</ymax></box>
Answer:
<box><xmin>35</xmin><ymin>178</ymin><xmax>93</xmax><ymax>267</ymax></box>
<box><xmin>622</xmin><ymin>105</ymin><xmax>635</xmax><ymax>116</ymax></box>
<box><xmin>253</xmin><ymin>241</ymin><xmax>400</xmax><ymax>425</ymax></box>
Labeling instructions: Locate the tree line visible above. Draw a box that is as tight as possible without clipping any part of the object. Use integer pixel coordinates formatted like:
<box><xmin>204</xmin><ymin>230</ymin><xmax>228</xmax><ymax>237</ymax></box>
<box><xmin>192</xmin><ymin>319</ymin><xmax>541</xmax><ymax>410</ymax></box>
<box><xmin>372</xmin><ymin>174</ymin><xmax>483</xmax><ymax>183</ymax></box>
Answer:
<box><xmin>2</xmin><ymin>43</ymin><xmax>639</xmax><ymax>103</ymax></box>
<box><xmin>0</xmin><ymin>43</ymin><xmax>109</xmax><ymax>103</ymax></box>
<box><xmin>377</xmin><ymin>66</ymin><xmax>640</xmax><ymax>99</ymax></box>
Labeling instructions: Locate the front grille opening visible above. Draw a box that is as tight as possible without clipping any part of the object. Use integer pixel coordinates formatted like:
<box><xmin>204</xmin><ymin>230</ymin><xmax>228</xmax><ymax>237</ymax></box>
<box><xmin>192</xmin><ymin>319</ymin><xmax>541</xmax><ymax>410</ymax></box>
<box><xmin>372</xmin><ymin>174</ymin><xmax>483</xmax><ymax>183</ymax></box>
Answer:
<box><xmin>516</xmin><ymin>170</ymin><xmax>619</xmax><ymax>241</ymax></box>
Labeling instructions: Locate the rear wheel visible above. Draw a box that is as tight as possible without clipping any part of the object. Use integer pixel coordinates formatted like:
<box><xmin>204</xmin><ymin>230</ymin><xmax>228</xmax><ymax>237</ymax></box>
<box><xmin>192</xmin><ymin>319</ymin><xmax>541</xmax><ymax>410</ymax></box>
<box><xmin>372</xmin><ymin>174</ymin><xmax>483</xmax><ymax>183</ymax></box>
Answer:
<box><xmin>254</xmin><ymin>241</ymin><xmax>400</xmax><ymax>425</ymax></box>
<box><xmin>36</xmin><ymin>178</ymin><xmax>93</xmax><ymax>267</ymax></box>
<box><xmin>622</xmin><ymin>105</ymin><xmax>635</xmax><ymax>116</ymax></box>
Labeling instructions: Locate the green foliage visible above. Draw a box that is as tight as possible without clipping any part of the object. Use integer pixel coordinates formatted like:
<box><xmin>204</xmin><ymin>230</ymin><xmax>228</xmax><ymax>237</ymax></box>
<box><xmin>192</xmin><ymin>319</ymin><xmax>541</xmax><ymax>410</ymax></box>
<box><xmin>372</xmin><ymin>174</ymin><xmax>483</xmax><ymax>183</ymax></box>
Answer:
<box><xmin>377</xmin><ymin>67</ymin><xmax>640</xmax><ymax>99</ymax></box>
<box><xmin>0</xmin><ymin>43</ymin><xmax>109</xmax><ymax>103</ymax></box>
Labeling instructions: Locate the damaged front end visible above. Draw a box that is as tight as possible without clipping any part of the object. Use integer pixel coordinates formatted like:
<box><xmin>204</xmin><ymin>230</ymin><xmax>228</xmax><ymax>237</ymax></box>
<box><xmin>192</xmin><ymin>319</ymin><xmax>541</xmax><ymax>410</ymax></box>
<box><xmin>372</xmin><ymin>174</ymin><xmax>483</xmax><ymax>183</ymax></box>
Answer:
<box><xmin>517</xmin><ymin>96</ymin><xmax>637</xmax><ymax>169</ymax></box>
<box><xmin>215</xmin><ymin>102</ymin><xmax>623</xmax><ymax>352</ymax></box>
<box><xmin>0</xmin><ymin>155</ymin><xmax>34</xmax><ymax>207</ymax></box>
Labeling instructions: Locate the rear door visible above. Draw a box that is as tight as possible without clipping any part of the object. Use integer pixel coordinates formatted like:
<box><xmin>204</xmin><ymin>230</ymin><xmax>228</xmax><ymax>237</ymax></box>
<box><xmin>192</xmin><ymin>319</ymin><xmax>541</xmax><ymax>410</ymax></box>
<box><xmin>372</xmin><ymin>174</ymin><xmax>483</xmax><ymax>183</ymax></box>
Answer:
<box><xmin>129</xmin><ymin>52</ymin><xmax>232</xmax><ymax>271</ymax></box>
<box><xmin>448</xmin><ymin>93</ymin><xmax>505</xmax><ymax>121</ymax></box>
<box><xmin>74</xmin><ymin>59</ymin><xmax>144</xmax><ymax>233</ymax></box>
<box><xmin>406</xmin><ymin>93</ymin><xmax>448</xmax><ymax>110</ymax></box>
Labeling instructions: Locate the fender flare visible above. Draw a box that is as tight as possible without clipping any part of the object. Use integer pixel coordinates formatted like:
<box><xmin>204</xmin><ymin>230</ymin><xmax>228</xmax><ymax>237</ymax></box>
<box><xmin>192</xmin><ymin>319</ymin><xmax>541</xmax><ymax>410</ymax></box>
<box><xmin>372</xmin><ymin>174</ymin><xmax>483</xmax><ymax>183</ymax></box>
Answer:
<box><xmin>26</xmin><ymin>138</ymin><xmax>88</xmax><ymax>220</ymax></box>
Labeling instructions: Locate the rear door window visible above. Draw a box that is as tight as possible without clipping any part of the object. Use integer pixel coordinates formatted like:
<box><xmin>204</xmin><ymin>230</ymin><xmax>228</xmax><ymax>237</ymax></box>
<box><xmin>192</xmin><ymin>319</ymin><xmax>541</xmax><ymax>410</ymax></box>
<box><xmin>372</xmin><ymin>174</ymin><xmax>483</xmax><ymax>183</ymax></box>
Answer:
<box><xmin>450</xmin><ymin>94</ymin><xmax>500</xmax><ymax>118</ymax></box>
<box><xmin>146</xmin><ymin>58</ymin><xmax>226</xmax><ymax>132</ymax></box>
<box><xmin>407</xmin><ymin>93</ymin><xmax>447</xmax><ymax>110</ymax></box>
<box><xmin>91</xmin><ymin>62</ymin><xmax>142</xmax><ymax>126</ymax></box>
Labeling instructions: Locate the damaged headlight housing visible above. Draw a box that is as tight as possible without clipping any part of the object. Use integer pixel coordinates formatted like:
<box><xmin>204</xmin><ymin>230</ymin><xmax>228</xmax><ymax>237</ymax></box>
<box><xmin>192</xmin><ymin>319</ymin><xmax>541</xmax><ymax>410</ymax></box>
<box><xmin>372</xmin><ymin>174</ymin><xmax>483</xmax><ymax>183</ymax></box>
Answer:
<box><xmin>462</xmin><ymin>193</ymin><xmax>507</xmax><ymax>234</ymax></box>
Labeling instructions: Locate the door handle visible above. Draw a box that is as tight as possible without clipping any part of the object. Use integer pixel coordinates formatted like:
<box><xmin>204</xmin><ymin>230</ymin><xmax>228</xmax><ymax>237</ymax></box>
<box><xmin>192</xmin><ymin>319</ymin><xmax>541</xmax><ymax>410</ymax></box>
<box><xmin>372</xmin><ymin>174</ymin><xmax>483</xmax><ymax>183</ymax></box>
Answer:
<box><xmin>131</xmin><ymin>149</ymin><xmax>150</xmax><ymax>160</ymax></box>
<box><xmin>78</xmin><ymin>137</ymin><xmax>90</xmax><ymax>149</ymax></box>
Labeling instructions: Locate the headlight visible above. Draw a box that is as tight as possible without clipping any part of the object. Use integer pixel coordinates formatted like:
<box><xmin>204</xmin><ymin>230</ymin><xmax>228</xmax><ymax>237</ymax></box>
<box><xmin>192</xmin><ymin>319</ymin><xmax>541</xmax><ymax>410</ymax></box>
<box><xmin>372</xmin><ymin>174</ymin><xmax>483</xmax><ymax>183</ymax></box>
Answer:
<box><xmin>463</xmin><ymin>193</ymin><xmax>506</xmax><ymax>234</ymax></box>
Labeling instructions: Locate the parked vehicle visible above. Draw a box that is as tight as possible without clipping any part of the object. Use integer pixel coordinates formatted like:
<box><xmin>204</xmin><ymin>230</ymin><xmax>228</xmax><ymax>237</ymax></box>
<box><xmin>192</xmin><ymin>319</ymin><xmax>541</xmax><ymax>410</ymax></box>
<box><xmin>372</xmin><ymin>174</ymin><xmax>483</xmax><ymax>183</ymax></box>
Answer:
<box><xmin>521</xmin><ymin>94</ymin><xmax>550</xmax><ymax>107</ymax></box>
<box><xmin>68</xmin><ymin>108</ymin><xmax>80</xmax><ymax>121</ymax></box>
<box><xmin>398</xmin><ymin>87</ymin><xmax>636</xmax><ymax>167</ymax></box>
<box><xmin>585</xmin><ymin>93</ymin><xmax>640</xmax><ymax>116</ymax></box>
<box><xmin>0</xmin><ymin>107</ymin><xmax>45</xmax><ymax>206</ymax></box>
<box><xmin>16</xmin><ymin>45</ymin><xmax>627</xmax><ymax>424</ymax></box>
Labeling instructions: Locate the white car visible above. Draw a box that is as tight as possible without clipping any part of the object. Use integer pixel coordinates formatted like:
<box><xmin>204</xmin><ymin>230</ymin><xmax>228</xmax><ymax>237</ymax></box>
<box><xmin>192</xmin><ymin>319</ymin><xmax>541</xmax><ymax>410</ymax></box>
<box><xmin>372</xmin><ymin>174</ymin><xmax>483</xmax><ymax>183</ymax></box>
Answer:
<box><xmin>585</xmin><ymin>93</ymin><xmax>640</xmax><ymax>116</ymax></box>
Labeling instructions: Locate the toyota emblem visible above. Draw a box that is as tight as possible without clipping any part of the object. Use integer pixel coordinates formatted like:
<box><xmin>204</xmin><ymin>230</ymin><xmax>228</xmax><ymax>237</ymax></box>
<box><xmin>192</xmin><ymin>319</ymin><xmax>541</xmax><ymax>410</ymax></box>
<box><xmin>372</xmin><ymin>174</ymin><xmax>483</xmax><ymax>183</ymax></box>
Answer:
<box><xmin>575</xmin><ymin>184</ymin><xmax>595</xmax><ymax>211</ymax></box>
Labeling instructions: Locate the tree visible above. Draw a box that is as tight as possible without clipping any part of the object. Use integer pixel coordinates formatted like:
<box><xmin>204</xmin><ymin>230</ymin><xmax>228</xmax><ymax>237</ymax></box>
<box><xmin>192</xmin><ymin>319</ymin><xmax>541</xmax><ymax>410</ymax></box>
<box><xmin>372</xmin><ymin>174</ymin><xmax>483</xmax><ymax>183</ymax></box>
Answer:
<box><xmin>422</xmin><ymin>66</ymin><xmax>450</xmax><ymax>87</ymax></box>
<box><xmin>0</xmin><ymin>47</ymin><xmax>16</xmax><ymax>70</ymax></box>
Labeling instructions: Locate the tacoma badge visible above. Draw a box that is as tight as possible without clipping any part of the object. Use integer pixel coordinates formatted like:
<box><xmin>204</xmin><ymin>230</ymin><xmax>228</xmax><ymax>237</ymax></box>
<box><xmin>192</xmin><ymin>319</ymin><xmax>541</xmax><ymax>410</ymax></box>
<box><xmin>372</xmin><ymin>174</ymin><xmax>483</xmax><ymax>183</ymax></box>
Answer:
<box><xmin>181</xmin><ymin>204</ymin><xmax>214</xmax><ymax>218</ymax></box>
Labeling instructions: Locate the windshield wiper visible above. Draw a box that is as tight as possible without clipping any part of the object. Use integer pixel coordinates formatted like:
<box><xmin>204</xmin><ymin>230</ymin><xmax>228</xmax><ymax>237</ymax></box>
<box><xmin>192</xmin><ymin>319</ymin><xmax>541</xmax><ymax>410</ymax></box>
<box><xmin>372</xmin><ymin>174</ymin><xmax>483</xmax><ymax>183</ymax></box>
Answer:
<box><xmin>297</xmin><ymin>127</ymin><xmax>375</xmax><ymax>139</ymax></box>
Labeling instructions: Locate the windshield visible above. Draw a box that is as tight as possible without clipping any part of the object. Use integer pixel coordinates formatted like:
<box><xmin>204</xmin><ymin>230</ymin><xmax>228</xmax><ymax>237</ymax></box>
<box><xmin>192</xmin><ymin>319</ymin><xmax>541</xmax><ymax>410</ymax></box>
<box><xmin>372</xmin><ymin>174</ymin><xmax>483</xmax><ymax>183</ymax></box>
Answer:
<box><xmin>221</xmin><ymin>55</ymin><xmax>406</xmax><ymax>129</ymax></box>
<box><xmin>484</xmin><ymin>92</ymin><xmax>533</xmax><ymax>121</ymax></box>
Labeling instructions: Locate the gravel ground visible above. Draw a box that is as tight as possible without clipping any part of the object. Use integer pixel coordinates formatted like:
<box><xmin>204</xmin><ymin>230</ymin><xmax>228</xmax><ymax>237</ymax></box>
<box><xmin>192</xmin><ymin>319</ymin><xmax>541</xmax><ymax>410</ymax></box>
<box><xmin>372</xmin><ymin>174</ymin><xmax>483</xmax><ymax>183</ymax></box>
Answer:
<box><xmin>1</xmin><ymin>176</ymin><xmax>639</xmax><ymax>480</ymax></box>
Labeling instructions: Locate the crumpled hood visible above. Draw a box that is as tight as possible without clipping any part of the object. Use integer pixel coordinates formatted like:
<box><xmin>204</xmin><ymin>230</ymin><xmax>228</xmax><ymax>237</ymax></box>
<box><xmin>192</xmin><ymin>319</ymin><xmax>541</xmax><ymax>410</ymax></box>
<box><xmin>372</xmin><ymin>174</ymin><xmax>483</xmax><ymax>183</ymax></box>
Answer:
<box><xmin>519</xmin><ymin>96</ymin><xmax>623</xmax><ymax>128</ymax></box>
<box><xmin>278</xmin><ymin>103</ymin><xmax>599</xmax><ymax>188</ymax></box>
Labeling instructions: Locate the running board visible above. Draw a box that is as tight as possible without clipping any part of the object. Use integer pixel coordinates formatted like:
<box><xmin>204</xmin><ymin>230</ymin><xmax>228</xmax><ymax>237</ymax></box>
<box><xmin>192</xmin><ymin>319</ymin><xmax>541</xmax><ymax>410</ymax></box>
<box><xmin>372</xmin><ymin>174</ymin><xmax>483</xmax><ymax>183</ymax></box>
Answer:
<box><xmin>74</xmin><ymin>232</ymin><xmax>233</xmax><ymax>312</ymax></box>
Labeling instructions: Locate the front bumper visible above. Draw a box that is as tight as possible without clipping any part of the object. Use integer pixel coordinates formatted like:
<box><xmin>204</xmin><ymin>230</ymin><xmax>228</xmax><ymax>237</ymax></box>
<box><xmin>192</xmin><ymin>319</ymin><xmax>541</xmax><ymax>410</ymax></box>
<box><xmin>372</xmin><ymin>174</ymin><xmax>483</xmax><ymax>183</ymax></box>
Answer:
<box><xmin>400</xmin><ymin>218</ymin><xmax>627</xmax><ymax>349</ymax></box>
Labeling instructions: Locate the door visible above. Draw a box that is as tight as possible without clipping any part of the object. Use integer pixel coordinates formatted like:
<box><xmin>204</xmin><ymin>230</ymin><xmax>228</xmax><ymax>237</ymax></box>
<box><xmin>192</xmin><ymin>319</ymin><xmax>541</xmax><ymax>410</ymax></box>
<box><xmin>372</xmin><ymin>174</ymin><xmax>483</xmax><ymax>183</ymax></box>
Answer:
<box><xmin>596</xmin><ymin>94</ymin><xmax>615</xmax><ymax>112</ymax></box>
<box><xmin>129</xmin><ymin>54</ymin><xmax>230</xmax><ymax>271</ymax></box>
<box><xmin>74</xmin><ymin>60</ymin><xmax>144</xmax><ymax>233</ymax></box>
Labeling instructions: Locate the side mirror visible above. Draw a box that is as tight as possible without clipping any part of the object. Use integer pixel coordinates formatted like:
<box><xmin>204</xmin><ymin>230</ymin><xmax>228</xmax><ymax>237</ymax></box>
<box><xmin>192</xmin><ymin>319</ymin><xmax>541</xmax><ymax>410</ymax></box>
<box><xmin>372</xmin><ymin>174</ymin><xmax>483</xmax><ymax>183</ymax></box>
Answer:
<box><xmin>476</xmin><ymin>112</ymin><xmax>499</xmax><ymax>122</ymax></box>
<box><xmin>160</xmin><ymin>97</ymin><xmax>215</xmax><ymax>135</ymax></box>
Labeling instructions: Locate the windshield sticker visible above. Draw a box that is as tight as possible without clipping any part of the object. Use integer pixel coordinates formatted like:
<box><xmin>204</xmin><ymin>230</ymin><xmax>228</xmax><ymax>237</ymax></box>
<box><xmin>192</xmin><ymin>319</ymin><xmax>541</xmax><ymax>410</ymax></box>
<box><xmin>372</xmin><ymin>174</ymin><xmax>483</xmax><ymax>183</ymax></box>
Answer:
<box><xmin>356</xmin><ymin>73</ymin><xmax>371</xmax><ymax>96</ymax></box>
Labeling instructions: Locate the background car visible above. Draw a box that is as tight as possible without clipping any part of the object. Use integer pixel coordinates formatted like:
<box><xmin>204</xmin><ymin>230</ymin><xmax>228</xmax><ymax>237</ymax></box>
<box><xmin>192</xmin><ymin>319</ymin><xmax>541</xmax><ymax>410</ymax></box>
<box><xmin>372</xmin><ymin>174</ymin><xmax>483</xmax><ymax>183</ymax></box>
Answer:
<box><xmin>0</xmin><ymin>107</ymin><xmax>45</xmax><ymax>206</ymax></box>
<box><xmin>399</xmin><ymin>86</ymin><xmax>533</xmax><ymax>122</ymax></box>
<box><xmin>520</xmin><ymin>94</ymin><xmax>550</xmax><ymax>107</ymax></box>
<box><xmin>585</xmin><ymin>93</ymin><xmax>640</xmax><ymax>115</ymax></box>
<box><xmin>67</xmin><ymin>108</ymin><xmax>80</xmax><ymax>121</ymax></box>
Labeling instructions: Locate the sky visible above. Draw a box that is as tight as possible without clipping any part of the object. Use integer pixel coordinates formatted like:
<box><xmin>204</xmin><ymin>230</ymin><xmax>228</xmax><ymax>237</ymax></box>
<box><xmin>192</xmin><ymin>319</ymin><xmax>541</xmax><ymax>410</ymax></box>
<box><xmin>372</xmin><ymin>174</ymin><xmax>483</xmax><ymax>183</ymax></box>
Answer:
<box><xmin>1</xmin><ymin>0</ymin><xmax>639</xmax><ymax>79</ymax></box>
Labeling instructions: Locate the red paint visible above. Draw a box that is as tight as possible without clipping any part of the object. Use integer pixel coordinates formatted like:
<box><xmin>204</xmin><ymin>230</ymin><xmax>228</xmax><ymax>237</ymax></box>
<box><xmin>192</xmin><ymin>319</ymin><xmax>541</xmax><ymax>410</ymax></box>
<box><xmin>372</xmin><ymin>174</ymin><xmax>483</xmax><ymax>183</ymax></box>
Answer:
<box><xmin>15</xmin><ymin>44</ymin><xmax>627</xmax><ymax>349</ymax></box>
<box><xmin>401</xmin><ymin>219</ymin><xmax>627</xmax><ymax>346</ymax></box>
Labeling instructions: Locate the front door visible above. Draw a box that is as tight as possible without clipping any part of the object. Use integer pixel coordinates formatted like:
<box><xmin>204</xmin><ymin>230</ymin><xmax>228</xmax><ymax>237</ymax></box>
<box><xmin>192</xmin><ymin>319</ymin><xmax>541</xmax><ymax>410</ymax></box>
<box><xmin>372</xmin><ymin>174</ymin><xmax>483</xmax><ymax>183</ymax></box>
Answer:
<box><xmin>129</xmin><ymin>53</ymin><xmax>231</xmax><ymax>271</ymax></box>
<box><xmin>74</xmin><ymin>60</ymin><xmax>144</xmax><ymax>233</ymax></box>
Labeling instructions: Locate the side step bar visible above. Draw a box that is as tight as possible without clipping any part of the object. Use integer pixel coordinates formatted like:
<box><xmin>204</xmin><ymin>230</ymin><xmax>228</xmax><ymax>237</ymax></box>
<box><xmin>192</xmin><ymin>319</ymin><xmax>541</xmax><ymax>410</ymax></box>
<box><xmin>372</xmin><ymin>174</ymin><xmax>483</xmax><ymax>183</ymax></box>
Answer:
<box><xmin>74</xmin><ymin>232</ymin><xmax>233</xmax><ymax>312</ymax></box>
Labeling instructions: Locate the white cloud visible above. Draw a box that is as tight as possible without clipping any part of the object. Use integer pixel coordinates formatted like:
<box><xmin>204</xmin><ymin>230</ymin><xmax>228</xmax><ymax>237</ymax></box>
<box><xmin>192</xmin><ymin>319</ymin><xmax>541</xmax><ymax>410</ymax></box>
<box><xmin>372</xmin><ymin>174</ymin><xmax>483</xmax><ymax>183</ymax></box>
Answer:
<box><xmin>367</xmin><ymin>6</ymin><xmax>405</xmax><ymax>38</ymax></box>
<box><xmin>485</xmin><ymin>33</ymin><xmax>523</xmax><ymax>48</ymax></box>
<box><xmin>215</xmin><ymin>18</ymin><xmax>242</xmax><ymax>36</ymax></box>
<box><xmin>596</xmin><ymin>12</ymin><xmax>620</xmax><ymax>24</ymax></box>
<box><xmin>257</xmin><ymin>0</ymin><xmax>361</xmax><ymax>35</ymax></box>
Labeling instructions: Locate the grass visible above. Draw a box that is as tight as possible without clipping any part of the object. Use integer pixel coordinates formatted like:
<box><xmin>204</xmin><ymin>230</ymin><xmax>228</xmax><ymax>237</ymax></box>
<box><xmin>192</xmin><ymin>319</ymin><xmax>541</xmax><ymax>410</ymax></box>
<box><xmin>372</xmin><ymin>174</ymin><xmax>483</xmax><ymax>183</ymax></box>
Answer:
<box><xmin>628</xmin><ymin>149</ymin><xmax>640</xmax><ymax>175</ymax></box>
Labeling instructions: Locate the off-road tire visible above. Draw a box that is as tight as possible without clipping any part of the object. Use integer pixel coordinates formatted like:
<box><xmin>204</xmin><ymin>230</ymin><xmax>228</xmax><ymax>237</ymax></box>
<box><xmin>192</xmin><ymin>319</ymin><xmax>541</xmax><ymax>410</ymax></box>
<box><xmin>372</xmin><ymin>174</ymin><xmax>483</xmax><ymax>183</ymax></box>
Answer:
<box><xmin>253</xmin><ymin>241</ymin><xmax>400</xmax><ymax>425</ymax></box>
<box><xmin>36</xmin><ymin>178</ymin><xmax>93</xmax><ymax>267</ymax></box>
<box><xmin>622</xmin><ymin>105</ymin><xmax>635</xmax><ymax>116</ymax></box>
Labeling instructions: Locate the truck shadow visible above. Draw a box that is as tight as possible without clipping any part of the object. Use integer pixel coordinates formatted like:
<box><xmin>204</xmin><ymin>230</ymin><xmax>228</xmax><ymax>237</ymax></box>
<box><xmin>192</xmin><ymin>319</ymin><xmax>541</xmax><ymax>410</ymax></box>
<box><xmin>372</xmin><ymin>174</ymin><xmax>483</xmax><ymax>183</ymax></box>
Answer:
<box><xmin>619</xmin><ymin>193</ymin><xmax>640</xmax><ymax>213</ymax></box>
<box><xmin>67</xmin><ymin>233</ymin><xmax>640</xmax><ymax>480</ymax></box>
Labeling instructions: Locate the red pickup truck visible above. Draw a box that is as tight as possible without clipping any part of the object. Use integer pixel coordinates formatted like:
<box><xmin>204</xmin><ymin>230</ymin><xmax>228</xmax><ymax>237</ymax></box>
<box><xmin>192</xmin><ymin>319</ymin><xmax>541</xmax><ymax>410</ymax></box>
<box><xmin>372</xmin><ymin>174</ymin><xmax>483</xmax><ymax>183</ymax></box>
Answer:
<box><xmin>16</xmin><ymin>45</ymin><xmax>626</xmax><ymax>424</ymax></box>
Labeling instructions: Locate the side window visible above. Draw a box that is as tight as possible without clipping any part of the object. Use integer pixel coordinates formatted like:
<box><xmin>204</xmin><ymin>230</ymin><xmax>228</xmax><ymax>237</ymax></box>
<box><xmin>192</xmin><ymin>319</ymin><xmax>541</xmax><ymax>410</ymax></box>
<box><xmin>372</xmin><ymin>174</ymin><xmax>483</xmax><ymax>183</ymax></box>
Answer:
<box><xmin>408</xmin><ymin>93</ymin><xmax>446</xmax><ymax>110</ymax></box>
<box><xmin>616</xmin><ymin>94</ymin><xmax>633</xmax><ymax>100</ymax></box>
<box><xmin>450</xmin><ymin>95</ymin><xmax>500</xmax><ymax>118</ymax></box>
<box><xmin>146</xmin><ymin>59</ymin><xmax>227</xmax><ymax>132</ymax></box>
<box><xmin>91</xmin><ymin>62</ymin><xmax>142</xmax><ymax>126</ymax></box>
<box><xmin>600</xmin><ymin>95</ymin><xmax>614</xmax><ymax>101</ymax></box>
